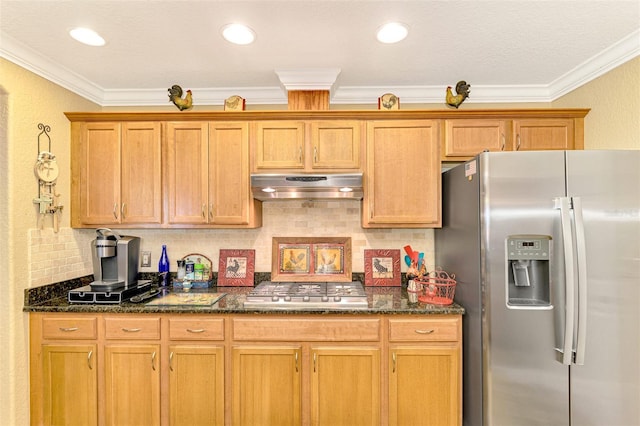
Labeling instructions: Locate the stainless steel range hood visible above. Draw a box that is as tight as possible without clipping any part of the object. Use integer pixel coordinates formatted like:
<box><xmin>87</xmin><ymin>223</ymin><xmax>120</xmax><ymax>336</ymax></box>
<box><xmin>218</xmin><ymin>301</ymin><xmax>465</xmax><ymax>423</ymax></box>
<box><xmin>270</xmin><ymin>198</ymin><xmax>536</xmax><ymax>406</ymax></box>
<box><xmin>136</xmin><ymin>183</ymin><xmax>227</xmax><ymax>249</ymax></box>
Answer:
<box><xmin>251</xmin><ymin>173</ymin><xmax>363</xmax><ymax>201</ymax></box>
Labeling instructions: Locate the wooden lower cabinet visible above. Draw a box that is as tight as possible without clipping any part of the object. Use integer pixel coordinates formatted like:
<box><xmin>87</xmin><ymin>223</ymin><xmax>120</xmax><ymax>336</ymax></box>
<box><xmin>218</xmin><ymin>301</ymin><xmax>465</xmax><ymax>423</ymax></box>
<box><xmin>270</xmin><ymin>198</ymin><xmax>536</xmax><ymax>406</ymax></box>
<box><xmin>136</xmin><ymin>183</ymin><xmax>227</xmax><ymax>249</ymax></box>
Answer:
<box><xmin>104</xmin><ymin>344</ymin><xmax>161</xmax><ymax>426</ymax></box>
<box><xmin>169</xmin><ymin>345</ymin><xmax>225</xmax><ymax>426</ymax></box>
<box><xmin>311</xmin><ymin>347</ymin><xmax>380</xmax><ymax>426</ymax></box>
<box><xmin>232</xmin><ymin>346</ymin><xmax>302</xmax><ymax>425</ymax></box>
<box><xmin>41</xmin><ymin>344</ymin><xmax>98</xmax><ymax>425</ymax></box>
<box><xmin>30</xmin><ymin>313</ymin><xmax>461</xmax><ymax>425</ymax></box>
<box><xmin>389</xmin><ymin>346</ymin><xmax>460</xmax><ymax>426</ymax></box>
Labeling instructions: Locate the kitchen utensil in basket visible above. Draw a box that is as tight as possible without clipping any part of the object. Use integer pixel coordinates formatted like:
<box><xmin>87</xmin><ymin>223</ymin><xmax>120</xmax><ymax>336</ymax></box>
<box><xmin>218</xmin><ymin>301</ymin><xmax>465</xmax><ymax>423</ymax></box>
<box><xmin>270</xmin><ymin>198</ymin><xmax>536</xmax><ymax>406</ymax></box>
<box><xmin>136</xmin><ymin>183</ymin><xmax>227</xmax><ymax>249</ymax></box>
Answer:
<box><xmin>415</xmin><ymin>269</ymin><xmax>457</xmax><ymax>305</ymax></box>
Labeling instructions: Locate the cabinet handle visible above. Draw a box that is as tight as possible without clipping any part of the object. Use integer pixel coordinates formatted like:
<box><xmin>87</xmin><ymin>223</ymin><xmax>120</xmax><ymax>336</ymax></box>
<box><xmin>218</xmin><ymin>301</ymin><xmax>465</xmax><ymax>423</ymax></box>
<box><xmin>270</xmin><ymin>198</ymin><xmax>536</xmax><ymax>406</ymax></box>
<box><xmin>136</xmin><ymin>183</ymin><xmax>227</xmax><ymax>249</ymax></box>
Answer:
<box><xmin>313</xmin><ymin>146</ymin><xmax>318</xmax><ymax>163</ymax></box>
<box><xmin>169</xmin><ymin>351</ymin><xmax>174</xmax><ymax>372</ymax></box>
<box><xmin>201</xmin><ymin>204</ymin><xmax>206</xmax><ymax>219</ymax></box>
<box><xmin>313</xmin><ymin>352</ymin><xmax>317</xmax><ymax>373</ymax></box>
<box><xmin>392</xmin><ymin>352</ymin><xmax>396</xmax><ymax>373</ymax></box>
<box><xmin>186</xmin><ymin>328</ymin><xmax>205</xmax><ymax>333</ymax></box>
<box><xmin>414</xmin><ymin>329</ymin><xmax>435</xmax><ymax>334</ymax></box>
<box><xmin>121</xmin><ymin>203</ymin><xmax>126</xmax><ymax>219</ymax></box>
<box><xmin>151</xmin><ymin>351</ymin><xmax>157</xmax><ymax>371</ymax></box>
<box><xmin>209</xmin><ymin>204</ymin><xmax>214</xmax><ymax>219</ymax></box>
<box><xmin>87</xmin><ymin>350</ymin><xmax>93</xmax><ymax>370</ymax></box>
<box><xmin>112</xmin><ymin>203</ymin><xmax>118</xmax><ymax>220</ymax></box>
<box><xmin>516</xmin><ymin>134</ymin><xmax>521</xmax><ymax>151</ymax></box>
<box><xmin>298</xmin><ymin>147</ymin><xmax>302</xmax><ymax>163</ymax></box>
<box><xmin>121</xmin><ymin>327</ymin><xmax>141</xmax><ymax>333</ymax></box>
<box><xmin>501</xmin><ymin>134</ymin><xmax>506</xmax><ymax>151</ymax></box>
<box><xmin>295</xmin><ymin>351</ymin><xmax>299</xmax><ymax>373</ymax></box>
<box><xmin>58</xmin><ymin>327</ymin><xmax>79</xmax><ymax>332</ymax></box>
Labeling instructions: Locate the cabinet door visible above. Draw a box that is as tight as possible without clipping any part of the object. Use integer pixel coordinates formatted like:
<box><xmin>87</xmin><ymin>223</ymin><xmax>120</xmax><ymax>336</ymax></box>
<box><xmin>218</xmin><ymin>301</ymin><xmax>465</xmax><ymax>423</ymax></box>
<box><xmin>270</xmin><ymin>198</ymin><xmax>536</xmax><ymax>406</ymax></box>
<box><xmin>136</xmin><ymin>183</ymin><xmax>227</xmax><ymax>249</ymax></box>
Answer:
<box><xmin>167</xmin><ymin>122</ymin><xmax>209</xmax><ymax>224</ymax></box>
<box><xmin>232</xmin><ymin>346</ymin><xmax>302</xmax><ymax>426</ymax></box>
<box><xmin>364</xmin><ymin>120</ymin><xmax>441</xmax><ymax>227</ymax></box>
<box><xmin>209</xmin><ymin>122</ymin><xmax>250</xmax><ymax>224</ymax></box>
<box><xmin>513</xmin><ymin>118</ymin><xmax>575</xmax><ymax>151</ymax></box>
<box><xmin>42</xmin><ymin>344</ymin><xmax>98</xmax><ymax>426</ymax></box>
<box><xmin>311</xmin><ymin>347</ymin><xmax>380</xmax><ymax>426</ymax></box>
<box><xmin>121</xmin><ymin>122</ymin><xmax>162</xmax><ymax>224</ymax></box>
<box><xmin>254</xmin><ymin>121</ymin><xmax>305</xmax><ymax>169</ymax></box>
<box><xmin>104</xmin><ymin>344</ymin><xmax>161</xmax><ymax>426</ymax></box>
<box><xmin>310</xmin><ymin>121</ymin><xmax>362</xmax><ymax>169</ymax></box>
<box><xmin>443</xmin><ymin>119</ymin><xmax>507</xmax><ymax>159</ymax></box>
<box><xmin>169</xmin><ymin>345</ymin><xmax>224</xmax><ymax>426</ymax></box>
<box><xmin>78</xmin><ymin>122</ymin><xmax>121</xmax><ymax>225</ymax></box>
<box><xmin>389</xmin><ymin>346</ymin><xmax>460</xmax><ymax>426</ymax></box>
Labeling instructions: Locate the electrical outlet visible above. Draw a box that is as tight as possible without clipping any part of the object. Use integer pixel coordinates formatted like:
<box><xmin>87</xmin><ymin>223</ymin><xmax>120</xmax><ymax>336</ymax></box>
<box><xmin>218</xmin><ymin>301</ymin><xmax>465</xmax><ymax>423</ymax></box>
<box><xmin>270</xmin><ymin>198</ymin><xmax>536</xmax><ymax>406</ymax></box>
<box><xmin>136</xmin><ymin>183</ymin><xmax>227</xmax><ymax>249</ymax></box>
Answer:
<box><xmin>141</xmin><ymin>251</ymin><xmax>151</xmax><ymax>267</ymax></box>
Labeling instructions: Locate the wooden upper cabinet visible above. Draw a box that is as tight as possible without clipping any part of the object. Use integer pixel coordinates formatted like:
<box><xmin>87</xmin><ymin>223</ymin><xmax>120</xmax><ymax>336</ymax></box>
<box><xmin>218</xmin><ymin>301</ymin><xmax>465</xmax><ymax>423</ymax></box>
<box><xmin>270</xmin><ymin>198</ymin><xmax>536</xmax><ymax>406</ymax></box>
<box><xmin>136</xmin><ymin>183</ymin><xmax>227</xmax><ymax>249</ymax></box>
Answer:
<box><xmin>209</xmin><ymin>122</ymin><xmax>251</xmax><ymax>225</ymax></box>
<box><xmin>167</xmin><ymin>121</ymin><xmax>257</xmax><ymax>227</ymax></box>
<box><xmin>442</xmin><ymin>114</ymin><xmax>584</xmax><ymax>161</ymax></box>
<box><xmin>75</xmin><ymin>122</ymin><xmax>121</xmax><ymax>226</ymax></box>
<box><xmin>513</xmin><ymin>118</ymin><xmax>575</xmax><ymax>151</ymax></box>
<box><xmin>253</xmin><ymin>121</ymin><xmax>305</xmax><ymax>170</ymax></box>
<box><xmin>253</xmin><ymin>120</ymin><xmax>363</xmax><ymax>172</ymax></box>
<box><xmin>166</xmin><ymin>122</ymin><xmax>209</xmax><ymax>224</ymax></box>
<box><xmin>443</xmin><ymin>119</ymin><xmax>508</xmax><ymax>159</ymax></box>
<box><xmin>309</xmin><ymin>120</ymin><xmax>362</xmax><ymax>170</ymax></box>
<box><xmin>364</xmin><ymin>120</ymin><xmax>441</xmax><ymax>228</ymax></box>
<box><xmin>72</xmin><ymin>122</ymin><xmax>161</xmax><ymax>226</ymax></box>
<box><xmin>121</xmin><ymin>122</ymin><xmax>162</xmax><ymax>224</ymax></box>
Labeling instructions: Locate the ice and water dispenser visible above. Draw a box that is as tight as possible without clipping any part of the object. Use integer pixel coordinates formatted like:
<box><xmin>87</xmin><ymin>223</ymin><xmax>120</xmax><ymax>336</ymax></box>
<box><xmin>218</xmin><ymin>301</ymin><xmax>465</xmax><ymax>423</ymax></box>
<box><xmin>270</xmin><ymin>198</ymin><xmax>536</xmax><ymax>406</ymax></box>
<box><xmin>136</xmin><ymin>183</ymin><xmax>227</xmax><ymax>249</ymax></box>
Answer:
<box><xmin>506</xmin><ymin>235</ymin><xmax>551</xmax><ymax>308</ymax></box>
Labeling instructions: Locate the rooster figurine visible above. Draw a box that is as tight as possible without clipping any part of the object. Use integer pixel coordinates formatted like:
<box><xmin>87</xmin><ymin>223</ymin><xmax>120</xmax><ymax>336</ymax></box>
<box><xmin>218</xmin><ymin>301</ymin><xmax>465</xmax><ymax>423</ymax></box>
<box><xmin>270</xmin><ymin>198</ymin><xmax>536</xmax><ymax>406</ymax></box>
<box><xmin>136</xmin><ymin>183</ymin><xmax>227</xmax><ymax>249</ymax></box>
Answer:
<box><xmin>445</xmin><ymin>81</ymin><xmax>471</xmax><ymax>109</ymax></box>
<box><xmin>168</xmin><ymin>85</ymin><xmax>193</xmax><ymax>111</ymax></box>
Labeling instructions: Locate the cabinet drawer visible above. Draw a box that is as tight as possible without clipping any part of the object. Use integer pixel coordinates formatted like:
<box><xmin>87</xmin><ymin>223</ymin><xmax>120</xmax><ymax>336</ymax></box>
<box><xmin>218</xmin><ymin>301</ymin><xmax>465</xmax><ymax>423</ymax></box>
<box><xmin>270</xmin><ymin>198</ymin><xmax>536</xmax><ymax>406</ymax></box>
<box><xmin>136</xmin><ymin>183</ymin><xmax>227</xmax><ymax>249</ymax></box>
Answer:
<box><xmin>233</xmin><ymin>318</ymin><xmax>380</xmax><ymax>341</ymax></box>
<box><xmin>104</xmin><ymin>316</ymin><xmax>161</xmax><ymax>339</ymax></box>
<box><xmin>169</xmin><ymin>317</ymin><xmax>225</xmax><ymax>340</ymax></box>
<box><xmin>388</xmin><ymin>318</ymin><xmax>460</xmax><ymax>342</ymax></box>
<box><xmin>42</xmin><ymin>316</ymin><xmax>98</xmax><ymax>340</ymax></box>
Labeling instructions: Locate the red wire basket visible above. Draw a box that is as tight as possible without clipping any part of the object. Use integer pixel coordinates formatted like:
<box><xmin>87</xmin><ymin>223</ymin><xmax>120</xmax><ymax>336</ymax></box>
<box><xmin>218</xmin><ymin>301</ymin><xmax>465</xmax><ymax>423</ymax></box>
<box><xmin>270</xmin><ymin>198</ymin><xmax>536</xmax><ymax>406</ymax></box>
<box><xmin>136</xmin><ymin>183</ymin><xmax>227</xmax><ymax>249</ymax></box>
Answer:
<box><xmin>414</xmin><ymin>269</ymin><xmax>457</xmax><ymax>305</ymax></box>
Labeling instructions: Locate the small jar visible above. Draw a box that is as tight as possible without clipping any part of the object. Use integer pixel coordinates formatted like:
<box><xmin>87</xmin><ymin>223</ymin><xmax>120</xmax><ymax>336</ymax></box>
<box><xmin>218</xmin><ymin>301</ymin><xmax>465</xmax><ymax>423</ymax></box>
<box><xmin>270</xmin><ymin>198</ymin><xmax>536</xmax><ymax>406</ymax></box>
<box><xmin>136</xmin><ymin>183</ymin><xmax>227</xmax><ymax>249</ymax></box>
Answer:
<box><xmin>194</xmin><ymin>263</ymin><xmax>204</xmax><ymax>281</ymax></box>
<box><xmin>176</xmin><ymin>260</ymin><xmax>186</xmax><ymax>280</ymax></box>
<box><xmin>185</xmin><ymin>261</ymin><xmax>195</xmax><ymax>280</ymax></box>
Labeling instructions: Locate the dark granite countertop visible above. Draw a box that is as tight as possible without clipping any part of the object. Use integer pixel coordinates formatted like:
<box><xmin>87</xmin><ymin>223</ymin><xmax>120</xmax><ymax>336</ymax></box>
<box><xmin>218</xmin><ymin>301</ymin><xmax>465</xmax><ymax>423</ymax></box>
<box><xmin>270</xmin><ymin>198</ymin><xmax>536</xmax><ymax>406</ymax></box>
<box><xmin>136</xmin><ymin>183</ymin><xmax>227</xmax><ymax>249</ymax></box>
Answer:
<box><xmin>24</xmin><ymin>275</ymin><xmax>465</xmax><ymax>316</ymax></box>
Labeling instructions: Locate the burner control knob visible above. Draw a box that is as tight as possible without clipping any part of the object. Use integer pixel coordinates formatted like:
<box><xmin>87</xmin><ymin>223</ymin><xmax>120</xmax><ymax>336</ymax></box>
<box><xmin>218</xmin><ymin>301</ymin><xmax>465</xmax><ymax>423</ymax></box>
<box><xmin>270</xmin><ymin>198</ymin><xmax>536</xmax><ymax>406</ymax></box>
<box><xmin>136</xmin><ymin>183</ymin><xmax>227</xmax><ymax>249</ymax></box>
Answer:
<box><xmin>303</xmin><ymin>296</ymin><xmax>310</xmax><ymax>302</ymax></box>
<box><xmin>333</xmin><ymin>296</ymin><xmax>342</xmax><ymax>302</ymax></box>
<box><xmin>271</xmin><ymin>296</ymin><xmax>279</xmax><ymax>302</ymax></box>
<box><xmin>322</xmin><ymin>296</ymin><xmax>329</xmax><ymax>302</ymax></box>
<box><xmin>284</xmin><ymin>296</ymin><xmax>291</xmax><ymax>301</ymax></box>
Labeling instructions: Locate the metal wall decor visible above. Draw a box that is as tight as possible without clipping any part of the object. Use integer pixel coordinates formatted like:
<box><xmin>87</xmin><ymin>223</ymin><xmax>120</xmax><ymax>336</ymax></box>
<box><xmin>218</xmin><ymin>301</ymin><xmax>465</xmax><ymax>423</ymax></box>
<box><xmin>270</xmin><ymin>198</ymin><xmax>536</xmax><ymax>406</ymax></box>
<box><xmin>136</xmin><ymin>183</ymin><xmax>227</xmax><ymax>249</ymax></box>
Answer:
<box><xmin>33</xmin><ymin>123</ymin><xmax>63</xmax><ymax>232</ymax></box>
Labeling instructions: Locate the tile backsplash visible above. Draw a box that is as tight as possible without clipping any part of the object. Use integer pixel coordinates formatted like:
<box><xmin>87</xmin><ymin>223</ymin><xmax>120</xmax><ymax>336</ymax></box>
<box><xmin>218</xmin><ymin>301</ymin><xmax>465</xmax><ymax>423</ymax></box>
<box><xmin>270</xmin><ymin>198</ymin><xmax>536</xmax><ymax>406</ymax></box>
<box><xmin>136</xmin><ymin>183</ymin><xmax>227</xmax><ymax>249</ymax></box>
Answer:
<box><xmin>28</xmin><ymin>201</ymin><xmax>434</xmax><ymax>287</ymax></box>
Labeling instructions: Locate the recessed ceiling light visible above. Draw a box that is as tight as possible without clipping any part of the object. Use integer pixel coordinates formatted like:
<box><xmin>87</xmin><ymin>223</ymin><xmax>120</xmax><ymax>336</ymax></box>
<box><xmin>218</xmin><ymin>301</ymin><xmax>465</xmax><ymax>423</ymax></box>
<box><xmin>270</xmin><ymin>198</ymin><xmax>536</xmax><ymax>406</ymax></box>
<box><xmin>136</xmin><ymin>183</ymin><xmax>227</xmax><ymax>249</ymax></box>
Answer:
<box><xmin>221</xmin><ymin>24</ymin><xmax>256</xmax><ymax>45</ymax></box>
<box><xmin>376</xmin><ymin>22</ymin><xmax>408</xmax><ymax>44</ymax></box>
<box><xmin>69</xmin><ymin>27</ymin><xmax>106</xmax><ymax>46</ymax></box>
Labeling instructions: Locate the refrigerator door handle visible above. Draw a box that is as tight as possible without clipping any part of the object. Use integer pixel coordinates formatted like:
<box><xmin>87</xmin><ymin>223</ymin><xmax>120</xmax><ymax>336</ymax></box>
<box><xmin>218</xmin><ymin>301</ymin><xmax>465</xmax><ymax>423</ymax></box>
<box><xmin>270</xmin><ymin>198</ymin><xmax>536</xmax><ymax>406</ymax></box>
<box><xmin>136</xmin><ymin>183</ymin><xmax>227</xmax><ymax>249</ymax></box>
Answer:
<box><xmin>556</xmin><ymin>197</ymin><xmax>576</xmax><ymax>365</ymax></box>
<box><xmin>573</xmin><ymin>196</ymin><xmax>588</xmax><ymax>365</ymax></box>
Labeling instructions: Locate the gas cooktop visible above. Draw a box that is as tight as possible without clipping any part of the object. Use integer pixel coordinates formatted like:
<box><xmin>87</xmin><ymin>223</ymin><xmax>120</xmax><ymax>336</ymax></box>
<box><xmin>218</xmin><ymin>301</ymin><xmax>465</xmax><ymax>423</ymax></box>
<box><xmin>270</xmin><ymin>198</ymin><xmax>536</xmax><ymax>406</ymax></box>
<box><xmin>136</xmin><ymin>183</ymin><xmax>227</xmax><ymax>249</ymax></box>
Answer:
<box><xmin>243</xmin><ymin>281</ymin><xmax>368</xmax><ymax>311</ymax></box>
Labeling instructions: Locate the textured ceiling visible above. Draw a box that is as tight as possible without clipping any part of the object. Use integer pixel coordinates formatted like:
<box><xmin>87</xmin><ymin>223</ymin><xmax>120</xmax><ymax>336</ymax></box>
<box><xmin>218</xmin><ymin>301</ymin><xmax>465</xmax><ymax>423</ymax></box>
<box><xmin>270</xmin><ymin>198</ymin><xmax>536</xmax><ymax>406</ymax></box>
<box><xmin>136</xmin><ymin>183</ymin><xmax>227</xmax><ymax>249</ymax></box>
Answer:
<box><xmin>1</xmin><ymin>0</ymin><xmax>638</xmax><ymax>106</ymax></box>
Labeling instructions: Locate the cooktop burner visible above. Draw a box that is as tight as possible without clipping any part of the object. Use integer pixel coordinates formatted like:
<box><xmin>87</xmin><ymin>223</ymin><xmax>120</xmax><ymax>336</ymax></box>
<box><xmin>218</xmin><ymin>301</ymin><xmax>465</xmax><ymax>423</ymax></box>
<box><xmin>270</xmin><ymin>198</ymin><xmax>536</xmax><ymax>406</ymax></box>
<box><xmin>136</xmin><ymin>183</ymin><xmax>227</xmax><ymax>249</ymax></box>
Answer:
<box><xmin>244</xmin><ymin>281</ymin><xmax>368</xmax><ymax>310</ymax></box>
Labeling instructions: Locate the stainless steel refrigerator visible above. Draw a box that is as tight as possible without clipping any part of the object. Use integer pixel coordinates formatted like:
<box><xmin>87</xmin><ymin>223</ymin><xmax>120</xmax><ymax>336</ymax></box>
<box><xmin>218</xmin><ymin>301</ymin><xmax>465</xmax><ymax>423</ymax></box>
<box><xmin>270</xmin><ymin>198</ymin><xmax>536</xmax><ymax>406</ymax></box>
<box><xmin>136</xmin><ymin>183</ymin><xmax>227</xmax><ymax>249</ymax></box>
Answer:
<box><xmin>435</xmin><ymin>150</ymin><xmax>640</xmax><ymax>426</ymax></box>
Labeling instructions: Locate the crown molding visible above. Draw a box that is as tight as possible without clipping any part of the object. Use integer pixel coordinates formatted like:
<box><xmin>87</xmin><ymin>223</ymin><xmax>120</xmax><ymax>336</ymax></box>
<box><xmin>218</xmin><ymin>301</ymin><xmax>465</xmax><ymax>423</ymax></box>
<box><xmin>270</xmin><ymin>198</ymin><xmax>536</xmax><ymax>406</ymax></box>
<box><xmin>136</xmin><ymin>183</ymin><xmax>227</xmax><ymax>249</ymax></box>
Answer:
<box><xmin>0</xmin><ymin>32</ymin><xmax>104</xmax><ymax>104</ymax></box>
<box><xmin>275</xmin><ymin>68</ymin><xmax>341</xmax><ymax>91</ymax></box>
<box><xmin>2</xmin><ymin>30</ymin><xmax>638</xmax><ymax>106</ymax></box>
<box><xmin>548</xmin><ymin>28</ymin><xmax>640</xmax><ymax>99</ymax></box>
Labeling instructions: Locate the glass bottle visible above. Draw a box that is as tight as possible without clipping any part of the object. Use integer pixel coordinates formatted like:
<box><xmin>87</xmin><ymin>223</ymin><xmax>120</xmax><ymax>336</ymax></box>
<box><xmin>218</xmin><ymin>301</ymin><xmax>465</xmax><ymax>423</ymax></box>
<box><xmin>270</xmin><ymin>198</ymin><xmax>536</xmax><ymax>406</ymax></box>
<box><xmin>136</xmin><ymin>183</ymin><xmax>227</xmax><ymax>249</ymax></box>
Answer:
<box><xmin>158</xmin><ymin>245</ymin><xmax>170</xmax><ymax>287</ymax></box>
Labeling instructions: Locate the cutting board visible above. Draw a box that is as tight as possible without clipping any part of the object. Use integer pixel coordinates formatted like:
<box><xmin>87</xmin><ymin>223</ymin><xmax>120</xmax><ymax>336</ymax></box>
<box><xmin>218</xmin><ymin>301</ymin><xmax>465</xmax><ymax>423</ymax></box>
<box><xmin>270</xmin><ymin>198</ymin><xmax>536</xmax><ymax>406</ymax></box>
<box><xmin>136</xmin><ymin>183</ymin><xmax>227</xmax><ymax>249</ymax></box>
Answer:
<box><xmin>145</xmin><ymin>293</ymin><xmax>226</xmax><ymax>306</ymax></box>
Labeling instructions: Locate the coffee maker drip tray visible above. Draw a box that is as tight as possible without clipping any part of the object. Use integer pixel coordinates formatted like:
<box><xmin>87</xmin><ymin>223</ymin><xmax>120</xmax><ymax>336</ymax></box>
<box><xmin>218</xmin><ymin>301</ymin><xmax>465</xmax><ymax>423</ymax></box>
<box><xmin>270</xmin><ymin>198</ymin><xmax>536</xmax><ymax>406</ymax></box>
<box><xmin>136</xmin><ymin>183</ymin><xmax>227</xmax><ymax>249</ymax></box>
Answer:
<box><xmin>90</xmin><ymin>279</ymin><xmax>125</xmax><ymax>291</ymax></box>
<box><xmin>69</xmin><ymin>280</ymin><xmax>152</xmax><ymax>304</ymax></box>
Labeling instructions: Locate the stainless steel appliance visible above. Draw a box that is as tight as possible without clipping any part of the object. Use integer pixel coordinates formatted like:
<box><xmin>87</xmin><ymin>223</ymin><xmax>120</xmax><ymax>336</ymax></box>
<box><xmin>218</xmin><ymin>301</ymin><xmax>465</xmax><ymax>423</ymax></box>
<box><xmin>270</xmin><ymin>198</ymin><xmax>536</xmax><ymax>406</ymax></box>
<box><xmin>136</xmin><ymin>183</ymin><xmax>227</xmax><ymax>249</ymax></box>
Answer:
<box><xmin>251</xmin><ymin>173</ymin><xmax>363</xmax><ymax>200</ymax></box>
<box><xmin>244</xmin><ymin>281</ymin><xmax>368</xmax><ymax>310</ymax></box>
<box><xmin>69</xmin><ymin>228</ymin><xmax>150</xmax><ymax>304</ymax></box>
<box><xmin>435</xmin><ymin>150</ymin><xmax>640</xmax><ymax>425</ymax></box>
